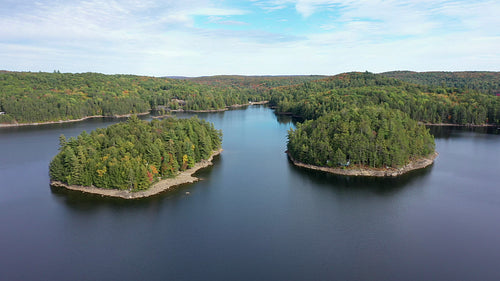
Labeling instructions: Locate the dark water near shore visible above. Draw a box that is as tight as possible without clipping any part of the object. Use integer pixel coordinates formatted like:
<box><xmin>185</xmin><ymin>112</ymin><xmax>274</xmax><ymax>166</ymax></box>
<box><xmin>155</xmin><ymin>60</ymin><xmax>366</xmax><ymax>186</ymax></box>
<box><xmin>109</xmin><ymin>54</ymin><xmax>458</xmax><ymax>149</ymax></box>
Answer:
<box><xmin>1</xmin><ymin>106</ymin><xmax>500</xmax><ymax>281</ymax></box>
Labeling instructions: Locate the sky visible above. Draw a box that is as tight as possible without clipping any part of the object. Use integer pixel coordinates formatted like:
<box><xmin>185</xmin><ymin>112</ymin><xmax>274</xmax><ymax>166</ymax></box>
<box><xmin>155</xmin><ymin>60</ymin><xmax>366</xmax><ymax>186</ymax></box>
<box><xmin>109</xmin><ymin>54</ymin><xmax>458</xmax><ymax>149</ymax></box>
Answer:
<box><xmin>1</xmin><ymin>0</ymin><xmax>499</xmax><ymax>76</ymax></box>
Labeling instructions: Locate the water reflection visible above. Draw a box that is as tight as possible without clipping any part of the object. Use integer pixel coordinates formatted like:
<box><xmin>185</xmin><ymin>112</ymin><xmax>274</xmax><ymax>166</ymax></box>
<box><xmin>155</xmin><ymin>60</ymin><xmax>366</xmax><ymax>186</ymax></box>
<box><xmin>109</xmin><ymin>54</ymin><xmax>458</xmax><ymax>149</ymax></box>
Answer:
<box><xmin>429</xmin><ymin>125</ymin><xmax>500</xmax><ymax>138</ymax></box>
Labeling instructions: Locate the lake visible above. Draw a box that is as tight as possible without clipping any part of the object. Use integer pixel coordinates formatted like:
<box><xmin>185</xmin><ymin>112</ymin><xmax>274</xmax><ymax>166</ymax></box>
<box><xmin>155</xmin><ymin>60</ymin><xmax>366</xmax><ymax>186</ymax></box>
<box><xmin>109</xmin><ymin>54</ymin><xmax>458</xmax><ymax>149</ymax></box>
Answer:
<box><xmin>1</xmin><ymin>105</ymin><xmax>500</xmax><ymax>281</ymax></box>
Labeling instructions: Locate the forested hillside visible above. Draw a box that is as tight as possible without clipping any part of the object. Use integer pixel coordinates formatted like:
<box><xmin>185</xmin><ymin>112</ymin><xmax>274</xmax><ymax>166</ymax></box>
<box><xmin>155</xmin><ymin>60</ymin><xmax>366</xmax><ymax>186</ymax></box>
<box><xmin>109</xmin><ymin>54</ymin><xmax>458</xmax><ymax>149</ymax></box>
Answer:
<box><xmin>188</xmin><ymin>75</ymin><xmax>325</xmax><ymax>89</ymax></box>
<box><xmin>381</xmin><ymin>71</ymin><xmax>500</xmax><ymax>95</ymax></box>
<box><xmin>0</xmin><ymin>72</ymin><xmax>269</xmax><ymax>124</ymax></box>
<box><xmin>49</xmin><ymin>116</ymin><xmax>222</xmax><ymax>190</ymax></box>
<box><xmin>271</xmin><ymin>72</ymin><xmax>500</xmax><ymax>125</ymax></box>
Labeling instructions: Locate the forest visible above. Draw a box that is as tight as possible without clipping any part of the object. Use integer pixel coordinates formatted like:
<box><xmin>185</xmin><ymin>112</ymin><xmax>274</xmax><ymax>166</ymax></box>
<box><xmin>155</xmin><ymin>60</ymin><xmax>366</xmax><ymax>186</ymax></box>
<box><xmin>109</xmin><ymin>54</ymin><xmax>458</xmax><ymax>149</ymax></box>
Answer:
<box><xmin>0</xmin><ymin>72</ymin><xmax>271</xmax><ymax>124</ymax></box>
<box><xmin>188</xmin><ymin>75</ymin><xmax>325</xmax><ymax>89</ymax></box>
<box><xmin>0</xmin><ymin>72</ymin><xmax>325</xmax><ymax>125</ymax></box>
<box><xmin>381</xmin><ymin>71</ymin><xmax>500</xmax><ymax>95</ymax></box>
<box><xmin>270</xmin><ymin>72</ymin><xmax>500</xmax><ymax>125</ymax></box>
<box><xmin>49</xmin><ymin>116</ymin><xmax>222</xmax><ymax>190</ymax></box>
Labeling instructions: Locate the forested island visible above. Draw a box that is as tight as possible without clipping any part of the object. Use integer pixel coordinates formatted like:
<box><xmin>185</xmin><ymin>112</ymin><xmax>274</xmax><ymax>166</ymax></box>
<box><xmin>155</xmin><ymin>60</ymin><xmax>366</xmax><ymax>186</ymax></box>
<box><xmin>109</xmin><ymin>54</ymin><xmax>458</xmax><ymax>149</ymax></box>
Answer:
<box><xmin>49</xmin><ymin>116</ymin><xmax>222</xmax><ymax>198</ymax></box>
<box><xmin>3</xmin><ymin>70</ymin><xmax>499</xmax><ymax>183</ymax></box>
<box><xmin>287</xmin><ymin>106</ymin><xmax>436</xmax><ymax>176</ymax></box>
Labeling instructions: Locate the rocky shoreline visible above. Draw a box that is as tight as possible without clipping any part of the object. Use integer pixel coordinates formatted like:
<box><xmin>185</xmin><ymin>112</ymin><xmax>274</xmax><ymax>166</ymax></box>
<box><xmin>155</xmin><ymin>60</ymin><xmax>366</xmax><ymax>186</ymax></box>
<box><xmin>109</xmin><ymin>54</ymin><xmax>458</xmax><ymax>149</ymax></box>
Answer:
<box><xmin>50</xmin><ymin>149</ymin><xmax>223</xmax><ymax>199</ymax></box>
<box><xmin>287</xmin><ymin>151</ymin><xmax>438</xmax><ymax>177</ymax></box>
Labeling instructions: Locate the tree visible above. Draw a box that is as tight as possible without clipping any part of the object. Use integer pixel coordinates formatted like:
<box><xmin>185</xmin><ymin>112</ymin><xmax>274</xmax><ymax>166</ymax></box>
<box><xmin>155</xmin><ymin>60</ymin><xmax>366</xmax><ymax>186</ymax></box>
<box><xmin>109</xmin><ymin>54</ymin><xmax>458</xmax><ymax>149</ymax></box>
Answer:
<box><xmin>333</xmin><ymin>148</ymin><xmax>346</xmax><ymax>166</ymax></box>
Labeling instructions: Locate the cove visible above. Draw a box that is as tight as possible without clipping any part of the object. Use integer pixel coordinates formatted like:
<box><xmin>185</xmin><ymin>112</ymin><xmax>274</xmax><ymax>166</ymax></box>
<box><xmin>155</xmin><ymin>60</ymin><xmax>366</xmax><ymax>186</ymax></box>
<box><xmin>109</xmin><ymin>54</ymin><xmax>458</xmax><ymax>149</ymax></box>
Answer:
<box><xmin>1</xmin><ymin>105</ymin><xmax>500</xmax><ymax>281</ymax></box>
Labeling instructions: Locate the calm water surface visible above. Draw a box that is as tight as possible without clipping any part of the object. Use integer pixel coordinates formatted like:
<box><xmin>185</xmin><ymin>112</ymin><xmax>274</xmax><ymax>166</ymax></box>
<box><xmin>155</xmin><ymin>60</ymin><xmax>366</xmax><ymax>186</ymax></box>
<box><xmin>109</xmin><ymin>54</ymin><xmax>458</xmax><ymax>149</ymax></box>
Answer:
<box><xmin>1</xmin><ymin>106</ymin><xmax>500</xmax><ymax>280</ymax></box>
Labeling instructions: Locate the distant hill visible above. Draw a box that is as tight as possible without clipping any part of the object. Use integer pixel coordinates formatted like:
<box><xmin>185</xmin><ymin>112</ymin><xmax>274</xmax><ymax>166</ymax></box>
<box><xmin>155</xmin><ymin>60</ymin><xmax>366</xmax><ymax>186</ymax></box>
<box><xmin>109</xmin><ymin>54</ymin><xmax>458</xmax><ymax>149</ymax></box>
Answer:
<box><xmin>381</xmin><ymin>71</ymin><xmax>500</xmax><ymax>95</ymax></box>
<box><xmin>186</xmin><ymin>75</ymin><xmax>326</xmax><ymax>89</ymax></box>
<box><xmin>162</xmin><ymin>76</ymin><xmax>191</xmax><ymax>79</ymax></box>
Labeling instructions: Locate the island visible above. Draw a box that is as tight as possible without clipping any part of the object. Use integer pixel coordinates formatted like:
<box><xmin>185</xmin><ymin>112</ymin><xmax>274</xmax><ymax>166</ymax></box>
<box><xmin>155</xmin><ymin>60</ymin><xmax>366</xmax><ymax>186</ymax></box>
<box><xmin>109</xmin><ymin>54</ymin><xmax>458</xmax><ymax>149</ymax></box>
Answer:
<box><xmin>49</xmin><ymin>115</ymin><xmax>222</xmax><ymax>198</ymax></box>
<box><xmin>286</xmin><ymin>106</ymin><xmax>437</xmax><ymax>177</ymax></box>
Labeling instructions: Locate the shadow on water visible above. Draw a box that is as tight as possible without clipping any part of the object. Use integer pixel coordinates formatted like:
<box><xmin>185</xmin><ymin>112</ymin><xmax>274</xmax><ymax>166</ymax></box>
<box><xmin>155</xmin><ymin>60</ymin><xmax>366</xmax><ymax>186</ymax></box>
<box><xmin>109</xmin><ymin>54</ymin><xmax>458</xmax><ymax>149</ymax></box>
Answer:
<box><xmin>288</xmin><ymin>157</ymin><xmax>434</xmax><ymax>196</ymax></box>
<box><xmin>429</xmin><ymin>125</ymin><xmax>500</xmax><ymax>139</ymax></box>
<box><xmin>50</xmin><ymin>155</ymin><xmax>222</xmax><ymax>210</ymax></box>
<box><xmin>275</xmin><ymin>114</ymin><xmax>293</xmax><ymax>125</ymax></box>
<box><xmin>274</xmin><ymin>113</ymin><xmax>304</xmax><ymax>125</ymax></box>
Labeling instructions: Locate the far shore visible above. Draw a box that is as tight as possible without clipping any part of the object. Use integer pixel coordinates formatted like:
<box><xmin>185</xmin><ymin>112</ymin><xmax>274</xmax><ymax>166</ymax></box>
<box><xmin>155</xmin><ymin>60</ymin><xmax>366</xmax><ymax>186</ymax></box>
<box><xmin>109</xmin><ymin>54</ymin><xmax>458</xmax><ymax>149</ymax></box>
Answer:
<box><xmin>50</xmin><ymin>149</ymin><xmax>223</xmax><ymax>199</ymax></box>
<box><xmin>168</xmin><ymin>100</ymin><xmax>269</xmax><ymax>113</ymax></box>
<box><xmin>287</xmin><ymin>151</ymin><xmax>438</xmax><ymax>177</ymax></box>
<box><xmin>1</xmin><ymin>101</ymin><xmax>269</xmax><ymax>127</ymax></box>
<box><xmin>0</xmin><ymin>111</ymin><xmax>150</xmax><ymax>128</ymax></box>
<box><xmin>418</xmin><ymin>122</ymin><xmax>497</xmax><ymax>127</ymax></box>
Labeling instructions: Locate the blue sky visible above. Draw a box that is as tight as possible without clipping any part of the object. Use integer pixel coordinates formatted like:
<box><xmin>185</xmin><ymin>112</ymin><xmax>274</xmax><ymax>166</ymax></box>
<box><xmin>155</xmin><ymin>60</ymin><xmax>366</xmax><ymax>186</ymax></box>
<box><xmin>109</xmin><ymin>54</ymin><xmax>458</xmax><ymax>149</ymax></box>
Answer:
<box><xmin>1</xmin><ymin>0</ymin><xmax>499</xmax><ymax>76</ymax></box>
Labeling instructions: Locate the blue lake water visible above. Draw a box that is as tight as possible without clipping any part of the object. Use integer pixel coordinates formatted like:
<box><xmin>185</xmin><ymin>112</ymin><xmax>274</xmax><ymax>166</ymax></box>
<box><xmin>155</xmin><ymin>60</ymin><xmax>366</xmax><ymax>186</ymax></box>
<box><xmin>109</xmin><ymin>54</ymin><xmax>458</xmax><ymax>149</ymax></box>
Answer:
<box><xmin>1</xmin><ymin>105</ymin><xmax>499</xmax><ymax>280</ymax></box>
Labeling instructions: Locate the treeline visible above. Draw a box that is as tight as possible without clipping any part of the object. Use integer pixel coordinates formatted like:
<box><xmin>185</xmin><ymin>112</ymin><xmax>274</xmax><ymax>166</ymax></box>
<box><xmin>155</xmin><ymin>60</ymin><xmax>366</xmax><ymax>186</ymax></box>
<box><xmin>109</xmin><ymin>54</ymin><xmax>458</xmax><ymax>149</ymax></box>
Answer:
<box><xmin>381</xmin><ymin>71</ymin><xmax>500</xmax><ymax>96</ymax></box>
<box><xmin>288</xmin><ymin>106</ymin><xmax>435</xmax><ymax>168</ymax></box>
<box><xmin>49</xmin><ymin>116</ymin><xmax>222</xmax><ymax>190</ymax></box>
<box><xmin>270</xmin><ymin>72</ymin><xmax>500</xmax><ymax>125</ymax></box>
<box><xmin>0</xmin><ymin>72</ymin><xmax>270</xmax><ymax>124</ymax></box>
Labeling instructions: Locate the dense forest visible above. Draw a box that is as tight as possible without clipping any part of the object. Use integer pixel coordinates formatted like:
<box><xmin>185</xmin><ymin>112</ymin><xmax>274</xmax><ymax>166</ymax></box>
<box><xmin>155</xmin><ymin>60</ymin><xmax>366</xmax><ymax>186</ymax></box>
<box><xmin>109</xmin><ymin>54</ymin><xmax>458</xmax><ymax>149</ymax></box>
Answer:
<box><xmin>288</xmin><ymin>106</ymin><xmax>435</xmax><ymax>168</ymax></box>
<box><xmin>270</xmin><ymin>72</ymin><xmax>500</xmax><ymax>125</ymax></box>
<box><xmin>188</xmin><ymin>75</ymin><xmax>325</xmax><ymax>89</ymax></box>
<box><xmin>381</xmin><ymin>71</ymin><xmax>500</xmax><ymax>96</ymax></box>
<box><xmin>0</xmin><ymin>72</ymin><xmax>270</xmax><ymax>124</ymax></box>
<box><xmin>49</xmin><ymin>116</ymin><xmax>222</xmax><ymax>190</ymax></box>
<box><xmin>3</xmin><ymin>71</ymin><xmax>498</xmax><ymax>126</ymax></box>
<box><xmin>0</xmin><ymin>72</ymin><xmax>327</xmax><ymax>125</ymax></box>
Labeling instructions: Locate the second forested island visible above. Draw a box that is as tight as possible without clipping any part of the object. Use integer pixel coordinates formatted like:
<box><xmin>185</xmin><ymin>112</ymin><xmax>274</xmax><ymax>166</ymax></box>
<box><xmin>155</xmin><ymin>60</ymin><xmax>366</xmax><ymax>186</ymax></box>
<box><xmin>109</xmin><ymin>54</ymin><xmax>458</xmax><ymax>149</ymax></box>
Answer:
<box><xmin>49</xmin><ymin>115</ymin><xmax>222</xmax><ymax>198</ymax></box>
<box><xmin>287</xmin><ymin>106</ymin><xmax>437</xmax><ymax>176</ymax></box>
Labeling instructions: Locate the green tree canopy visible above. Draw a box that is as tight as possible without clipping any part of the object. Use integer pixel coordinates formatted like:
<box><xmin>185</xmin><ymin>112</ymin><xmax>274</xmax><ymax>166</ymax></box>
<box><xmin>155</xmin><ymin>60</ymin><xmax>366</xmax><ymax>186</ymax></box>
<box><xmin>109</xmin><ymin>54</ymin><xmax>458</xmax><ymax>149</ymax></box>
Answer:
<box><xmin>49</xmin><ymin>116</ymin><xmax>222</xmax><ymax>191</ymax></box>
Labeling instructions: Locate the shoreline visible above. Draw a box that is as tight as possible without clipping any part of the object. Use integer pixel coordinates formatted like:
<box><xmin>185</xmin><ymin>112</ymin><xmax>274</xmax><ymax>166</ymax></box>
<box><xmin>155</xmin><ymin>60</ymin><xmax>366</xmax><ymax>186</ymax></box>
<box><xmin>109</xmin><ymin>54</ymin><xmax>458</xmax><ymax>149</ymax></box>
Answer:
<box><xmin>419</xmin><ymin>122</ymin><xmax>497</xmax><ymax>127</ymax></box>
<box><xmin>168</xmin><ymin>101</ymin><xmax>269</xmax><ymax>113</ymax></box>
<box><xmin>50</xmin><ymin>149</ymin><xmax>223</xmax><ymax>199</ymax></box>
<box><xmin>0</xmin><ymin>111</ymin><xmax>150</xmax><ymax>128</ymax></box>
<box><xmin>1</xmin><ymin>101</ymin><xmax>270</xmax><ymax>127</ymax></box>
<box><xmin>287</xmin><ymin>151</ymin><xmax>438</xmax><ymax>177</ymax></box>
<box><xmin>271</xmin><ymin>113</ymin><xmax>497</xmax><ymax>128</ymax></box>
